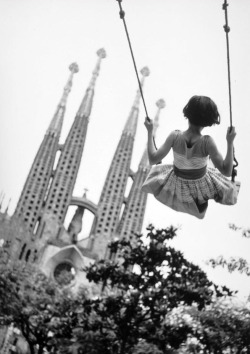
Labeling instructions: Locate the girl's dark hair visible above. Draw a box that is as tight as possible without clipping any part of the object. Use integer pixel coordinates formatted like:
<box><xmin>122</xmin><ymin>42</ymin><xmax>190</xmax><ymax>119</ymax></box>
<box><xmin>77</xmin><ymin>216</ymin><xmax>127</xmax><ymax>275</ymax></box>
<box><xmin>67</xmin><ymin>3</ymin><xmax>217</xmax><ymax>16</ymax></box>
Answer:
<box><xmin>183</xmin><ymin>95</ymin><xmax>220</xmax><ymax>127</ymax></box>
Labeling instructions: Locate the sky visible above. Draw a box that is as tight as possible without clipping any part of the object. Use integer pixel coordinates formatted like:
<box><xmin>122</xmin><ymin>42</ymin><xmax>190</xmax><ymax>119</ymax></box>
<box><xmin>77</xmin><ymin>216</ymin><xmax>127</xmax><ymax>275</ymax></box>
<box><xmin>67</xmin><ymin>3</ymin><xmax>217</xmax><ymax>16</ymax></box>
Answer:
<box><xmin>0</xmin><ymin>0</ymin><xmax>250</xmax><ymax>300</ymax></box>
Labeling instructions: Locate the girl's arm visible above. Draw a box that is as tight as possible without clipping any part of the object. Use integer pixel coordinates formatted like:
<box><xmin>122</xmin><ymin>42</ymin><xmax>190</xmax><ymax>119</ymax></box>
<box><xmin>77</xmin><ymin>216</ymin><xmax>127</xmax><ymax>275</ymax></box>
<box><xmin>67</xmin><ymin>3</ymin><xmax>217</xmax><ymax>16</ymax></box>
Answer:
<box><xmin>207</xmin><ymin>127</ymin><xmax>236</xmax><ymax>177</ymax></box>
<box><xmin>145</xmin><ymin>118</ymin><xmax>175</xmax><ymax>165</ymax></box>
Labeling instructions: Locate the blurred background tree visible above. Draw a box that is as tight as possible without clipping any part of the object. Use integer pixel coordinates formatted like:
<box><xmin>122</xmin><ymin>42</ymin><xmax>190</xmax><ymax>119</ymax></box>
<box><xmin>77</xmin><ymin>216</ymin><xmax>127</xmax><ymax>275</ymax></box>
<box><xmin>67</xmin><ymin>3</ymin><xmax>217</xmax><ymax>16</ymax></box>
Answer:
<box><xmin>2</xmin><ymin>225</ymin><xmax>249</xmax><ymax>354</ymax></box>
<box><xmin>0</xmin><ymin>260</ymin><xmax>80</xmax><ymax>354</ymax></box>
<box><xmin>73</xmin><ymin>225</ymin><xmax>234</xmax><ymax>354</ymax></box>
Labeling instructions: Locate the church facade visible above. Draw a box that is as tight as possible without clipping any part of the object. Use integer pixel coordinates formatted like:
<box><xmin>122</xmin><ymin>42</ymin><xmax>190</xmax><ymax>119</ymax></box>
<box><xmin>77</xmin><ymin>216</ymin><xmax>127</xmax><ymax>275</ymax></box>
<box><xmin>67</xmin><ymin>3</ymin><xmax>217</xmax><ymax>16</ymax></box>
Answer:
<box><xmin>0</xmin><ymin>49</ymin><xmax>165</xmax><ymax>299</ymax></box>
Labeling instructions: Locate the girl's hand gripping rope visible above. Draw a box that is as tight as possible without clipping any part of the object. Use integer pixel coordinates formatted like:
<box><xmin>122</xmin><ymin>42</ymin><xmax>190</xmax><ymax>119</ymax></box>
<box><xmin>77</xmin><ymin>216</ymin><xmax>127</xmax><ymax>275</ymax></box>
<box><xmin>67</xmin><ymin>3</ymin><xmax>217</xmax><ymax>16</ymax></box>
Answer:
<box><xmin>144</xmin><ymin>117</ymin><xmax>154</xmax><ymax>133</ymax></box>
<box><xmin>226</xmin><ymin>126</ymin><xmax>236</xmax><ymax>145</ymax></box>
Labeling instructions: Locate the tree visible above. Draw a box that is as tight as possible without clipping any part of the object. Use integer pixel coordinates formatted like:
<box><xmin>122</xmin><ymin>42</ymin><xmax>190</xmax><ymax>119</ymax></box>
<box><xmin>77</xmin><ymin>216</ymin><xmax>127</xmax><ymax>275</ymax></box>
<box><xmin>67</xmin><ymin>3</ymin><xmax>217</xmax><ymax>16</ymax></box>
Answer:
<box><xmin>1</xmin><ymin>225</ymin><xmax>243</xmax><ymax>354</ymax></box>
<box><xmin>74</xmin><ymin>225</ymin><xmax>233</xmax><ymax>354</ymax></box>
<box><xmin>199</xmin><ymin>299</ymin><xmax>250</xmax><ymax>353</ymax></box>
<box><xmin>0</xmin><ymin>261</ymin><xmax>80</xmax><ymax>354</ymax></box>
<box><xmin>167</xmin><ymin>299</ymin><xmax>250</xmax><ymax>353</ymax></box>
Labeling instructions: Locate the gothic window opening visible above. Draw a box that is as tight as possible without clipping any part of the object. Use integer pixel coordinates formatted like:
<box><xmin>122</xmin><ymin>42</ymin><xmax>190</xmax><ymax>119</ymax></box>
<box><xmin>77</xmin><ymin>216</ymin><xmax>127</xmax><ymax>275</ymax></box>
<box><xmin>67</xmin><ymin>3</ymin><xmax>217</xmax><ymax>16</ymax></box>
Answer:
<box><xmin>25</xmin><ymin>249</ymin><xmax>31</xmax><ymax>262</ymax></box>
<box><xmin>53</xmin><ymin>150</ymin><xmax>62</xmax><ymax>171</ymax></box>
<box><xmin>34</xmin><ymin>218</ymin><xmax>41</xmax><ymax>235</ymax></box>
<box><xmin>124</xmin><ymin>175</ymin><xmax>133</xmax><ymax>199</ymax></box>
<box><xmin>119</xmin><ymin>203</ymin><xmax>126</xmax><ymax>221</ymax></box>
<box><xmin>19</xmin><ymin>243</ymin><xmax>26</xmax><ymax>260</ymax></box>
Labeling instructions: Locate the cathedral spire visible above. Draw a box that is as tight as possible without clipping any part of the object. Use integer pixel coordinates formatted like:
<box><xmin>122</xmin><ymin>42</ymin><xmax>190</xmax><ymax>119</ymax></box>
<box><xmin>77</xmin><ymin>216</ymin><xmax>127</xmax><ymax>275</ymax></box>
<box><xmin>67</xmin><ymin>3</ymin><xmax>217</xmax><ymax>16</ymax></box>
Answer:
<box><xmin>153</xmin><ymin>98</ymin><xmax>165</xmax><ymax>135</ymax></box>
<box><xmin>47</xmin><ymin>63</ymin><xmax>79</xmax><ymax>136</ymax></box>
<box><xmin>123</xmin><ymin>67</ymin><xmax>150</xmax><ymax>136</ymax></box>
<box><xmin>41</xmin><ymin>49</ymin><xmax>106</xmax><ymax>226</ymax></box>
<box><xmin>14</xmin><ymin>64</ymin><xmax>78</xmax><ymax>232</ymax></box>
<box><xmin>88</xmin><ymin>67</ymin><xmax>150</xmax><ymax>260</ymax></box>
<box><xmin>77</xmin><ymin>48</ymin><xmax>106</xmax><ymax>117</ymax></box>
<box><xmin>117</xmin><ymin>99</ymin><xmax>166</xmax><ymax>242</ymax></box>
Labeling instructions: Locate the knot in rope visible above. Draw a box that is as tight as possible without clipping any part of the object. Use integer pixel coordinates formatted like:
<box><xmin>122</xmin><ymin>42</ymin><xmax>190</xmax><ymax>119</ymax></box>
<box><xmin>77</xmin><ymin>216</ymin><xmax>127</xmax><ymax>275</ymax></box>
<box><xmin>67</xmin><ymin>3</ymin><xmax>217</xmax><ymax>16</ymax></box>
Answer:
<box><xmin>222</xmin><ymin>2</ymin><xmax>228</xmax><ymax>10</ymax></box>
<box><xmin>116</xmin><ymin>0</ymin><xmax>125</xmax><ymax>19</ymax></box>
<box><xmin>119</xmin><ymin>10</ymin><xmax>125</xmax><ymax>19</ymax></box>
<box><xmin>223</xmin><ymin>25</ymin><xmax>230</xmax><ymax>33</ymax></box>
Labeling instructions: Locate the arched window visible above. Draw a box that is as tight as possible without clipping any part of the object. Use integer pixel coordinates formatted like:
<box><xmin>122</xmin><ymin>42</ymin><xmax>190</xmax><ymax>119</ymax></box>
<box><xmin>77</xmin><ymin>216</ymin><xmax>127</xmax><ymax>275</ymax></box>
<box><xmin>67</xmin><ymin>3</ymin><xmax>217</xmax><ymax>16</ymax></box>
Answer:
<box><xmin>25</xmin><ymin>249</ymin><xmax>31</xmax><ymax>262</ymax></box>
<box><xmin>19</xmin><ymin>243</ymin><xmax>26</xmax><ymax>260</ymax></box>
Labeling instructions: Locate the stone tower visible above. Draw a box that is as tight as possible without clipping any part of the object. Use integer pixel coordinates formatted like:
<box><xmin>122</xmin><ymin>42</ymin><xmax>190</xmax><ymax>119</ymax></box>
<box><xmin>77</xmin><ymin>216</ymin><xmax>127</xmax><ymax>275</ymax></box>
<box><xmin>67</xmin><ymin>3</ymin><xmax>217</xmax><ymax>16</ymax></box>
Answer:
<box><xmin>39</xmin><ymin>49</ymin><xmax>106</xmax><ymax>236</ymax></box>
<box><xmin>88</xmin><ymin>67</ymin><xmax>150</xmax><ymax>260</ymax></box>
<box><xmin>117</xmin><ymin>99</ymin><xmax>166</xmax><ymax>243</ymax></box>
<box><xmin>14</xmin><ymin>63</ymin><xmax>79</xmax><ymax>233</ymax></box>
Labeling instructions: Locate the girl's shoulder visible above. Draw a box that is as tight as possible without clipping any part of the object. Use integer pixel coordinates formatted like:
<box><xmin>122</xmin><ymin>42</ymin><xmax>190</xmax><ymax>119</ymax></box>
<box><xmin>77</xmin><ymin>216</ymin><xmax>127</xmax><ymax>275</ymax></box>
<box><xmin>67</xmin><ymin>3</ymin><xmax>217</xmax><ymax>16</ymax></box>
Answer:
<box><xmin>202</xmin><ymin>134</ymin><xmax>214</xmax><ymax>145</ymax></box>
<box><xmin>202</xmin><ymin>134</ymin><xmax>211</xmax><ymax>142</ymax></box>
<box><xmin>170</xmin><ymin>129</ymin><xmax>182</xmax><ymax>138</ymax></box>
<box><xmin>169</xmin><ymin>130</ymin><xmax>185</xmax><ymax>150</ymax></box>
<box><xmin>169</xmin><ymin>129</ymin><xmax>182</xmax><ymax>144</ymax></box>
<box><xmin>201</xmin><ymin>134</ymin><xmax>215</xmax><ymax>155</ymax></box>
<box><xmin>203</xmin><ymin>134</ymin><xmax>220</xmax><ymax>152</ymax></box>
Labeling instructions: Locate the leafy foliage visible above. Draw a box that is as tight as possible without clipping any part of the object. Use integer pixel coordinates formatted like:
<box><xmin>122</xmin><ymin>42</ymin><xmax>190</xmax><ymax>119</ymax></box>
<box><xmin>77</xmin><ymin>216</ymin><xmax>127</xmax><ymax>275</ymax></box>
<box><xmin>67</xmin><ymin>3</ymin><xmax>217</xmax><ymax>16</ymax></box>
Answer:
<box><xmin>174</xmin><ymin>300</ymin><xmax>250</xmax><ymax>353</ymax></box>
<box><xmin>229</xmin><ymin>223</ymin><xmax>250</xmax><ymax>238</ymax></box>
<box><xmin>199</xmin><ymin>299</ymin><xmax>250</xmax><ymax>352</ymax></box>
<box><xmin>1</xmin><ymin>225</ymin><xmax>246</xmax><ymax>354</ymax></box>
<box><xmin>74</xmin><ymin>225</ymin><xmax>233</xmax><ymax>354</ymax></box>
<box><xmin>208</xmin><ymin>224</ymin><xmax>250</xmax><ymax>277</ymax></box>
<box><xmin>208</xmin><ymin>256</ymin><xmax>250</xmax><ymax>276</ymax></box>
<box><xmin>0</xmin><ymin>261</ymin><xmax>80</xmax><ymax>354</ymax></box>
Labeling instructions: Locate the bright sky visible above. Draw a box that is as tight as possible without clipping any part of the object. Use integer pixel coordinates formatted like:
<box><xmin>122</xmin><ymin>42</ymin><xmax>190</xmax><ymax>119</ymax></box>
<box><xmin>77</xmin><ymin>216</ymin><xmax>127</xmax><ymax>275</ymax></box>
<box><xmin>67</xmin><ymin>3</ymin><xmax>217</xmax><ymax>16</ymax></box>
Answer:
<box><xmin>0</xmin><ymin>0</ymin><xmax>250</xmax><ymax>300</ymax></box>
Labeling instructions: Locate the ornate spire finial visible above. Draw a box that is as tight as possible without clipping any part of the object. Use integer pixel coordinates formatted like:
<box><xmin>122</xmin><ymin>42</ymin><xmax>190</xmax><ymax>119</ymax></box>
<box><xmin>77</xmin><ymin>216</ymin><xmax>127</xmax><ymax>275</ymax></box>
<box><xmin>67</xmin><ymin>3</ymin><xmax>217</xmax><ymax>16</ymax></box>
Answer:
<box><xmin>140</xmin><ymin>66</ymin><xmax>150</xmax><ymax>77</ymax></box>
<box><xmin>47</xmin><ymin>63</ymin><xmax>79</xmax><ymax>135</ymax></box>
<box><xmin>97</xmin><ymin>48</ymin><xmax>107</xmax><ymax>59</ymax></box>
<box><xmin>156</xmin><ymin>98</ymin><xmax>166</xmax><ymax>109</ymax></box>
<box><xmin>133</xmin><ymin>66</ymin><xmax>150</xmax><ymax>108</ymax></box>
<box><xmin>78</xmin><ymin>49</ymin><xmax>106</xmax><ymax>117</ymax></box>
<box><xmin>60</xmin><ymin>62</ymin><xmax>79</xmax><ymax>107</ymax></box>
<box><xmin>69</xmin><ymin>62</ymin><xmax>79</xmax><ymax>73</ymax></box>
<box><xmin>139</xmin><ymin>66</ymin><xmax>150</xmax><ymax>89</ymax></box>
<box><xmin>89</xmin><ymin>48</ymin><xmax>106</xmax><ymax>89</ymax></box>
<box><xmin>153</xmin><ymin>98</ymin><xmax>166</xmax><ymax>135</ymax></box>
<box><xmin>124</xmin><ymin>66</ymin><xmax>150</xmax><ymax>136</ymax></box>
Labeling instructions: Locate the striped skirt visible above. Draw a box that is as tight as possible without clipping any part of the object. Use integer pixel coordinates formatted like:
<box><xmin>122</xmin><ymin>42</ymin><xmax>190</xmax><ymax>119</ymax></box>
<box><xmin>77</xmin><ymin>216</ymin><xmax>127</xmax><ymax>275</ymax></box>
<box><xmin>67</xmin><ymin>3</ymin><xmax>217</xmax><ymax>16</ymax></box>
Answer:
<box><xmin>141</xmin><ymin>164</ymin><xmax>240</xmax><ymax>219</ymax></box>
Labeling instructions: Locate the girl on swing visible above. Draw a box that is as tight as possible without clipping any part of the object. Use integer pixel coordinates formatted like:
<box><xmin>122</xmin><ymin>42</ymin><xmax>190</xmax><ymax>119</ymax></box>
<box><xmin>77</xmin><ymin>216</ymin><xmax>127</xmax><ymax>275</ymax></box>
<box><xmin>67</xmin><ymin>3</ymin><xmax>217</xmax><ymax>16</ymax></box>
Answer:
<box><xmin>142</xmin><ymin>95</ymin><xmax>239</xmax><ymax>219</ymax></box>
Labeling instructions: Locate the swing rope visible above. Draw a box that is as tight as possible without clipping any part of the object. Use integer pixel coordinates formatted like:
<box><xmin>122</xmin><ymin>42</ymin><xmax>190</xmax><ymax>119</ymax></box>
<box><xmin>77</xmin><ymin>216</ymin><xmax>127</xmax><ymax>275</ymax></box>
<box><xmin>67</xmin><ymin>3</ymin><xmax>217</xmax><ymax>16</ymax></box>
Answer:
<box><xmin>223</xmin><ymin>0</ymin><xmax>233</xmax><ymax>127</ymax></box>
<box><xmin>116</xmin><ymin>0</ymin><xmax>160</xmax><ymax>161</ymax></box>
<box><xmin>222</xmin><ymin>0</ymin><xmax>238</xmax><ymax>182</ymax></box>
<box><xmin>116</xmin><ymin>0</ymin><xmax>149</xmax><ymax>120</ymax></box>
